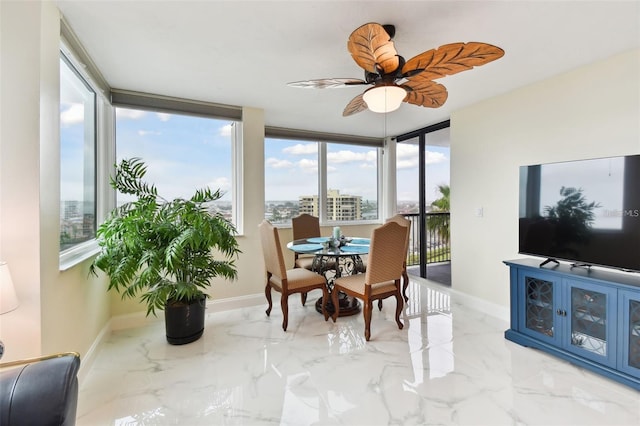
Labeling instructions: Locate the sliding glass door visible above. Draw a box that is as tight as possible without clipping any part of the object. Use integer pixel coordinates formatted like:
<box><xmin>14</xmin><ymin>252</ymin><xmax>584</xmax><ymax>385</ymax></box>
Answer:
<box><xmin>396</xmin><ymin>121</ymin><xmax>451</xmax><ymax>283</ymax></box>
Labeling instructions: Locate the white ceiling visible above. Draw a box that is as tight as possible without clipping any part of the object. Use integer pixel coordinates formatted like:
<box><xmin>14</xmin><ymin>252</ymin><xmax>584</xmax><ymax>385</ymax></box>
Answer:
<box><xmin>54</xmin><ymin>0</ymin><xmax>640</xmax><ymax>139</ymax></box>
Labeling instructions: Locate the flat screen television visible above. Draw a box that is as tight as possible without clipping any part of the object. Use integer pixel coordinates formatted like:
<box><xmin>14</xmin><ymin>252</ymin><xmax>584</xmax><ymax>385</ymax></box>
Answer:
<box><xmin>519</xmin><ymin>154</ymin><xmax>640</xmax><ymax>272</ymax></box>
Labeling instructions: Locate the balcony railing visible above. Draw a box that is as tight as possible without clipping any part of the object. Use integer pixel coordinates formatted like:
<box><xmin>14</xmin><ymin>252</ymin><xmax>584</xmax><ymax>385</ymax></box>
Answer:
<box><xmin>402</xmin><ymin>212</ymin><xmax>450</xmax><ymax>266</ymax></box>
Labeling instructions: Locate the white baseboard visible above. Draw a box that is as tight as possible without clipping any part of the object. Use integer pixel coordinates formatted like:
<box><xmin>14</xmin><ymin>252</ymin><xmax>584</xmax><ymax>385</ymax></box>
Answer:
<box><xmin>448</xmin><ymin>286</ymin><xmax>510</xmax><ymax>323</ymax></box>
<box><xmin>411</xmin><ymin>275</ymin><xmax>510</xmax><ymax>323</ymax></box>
<box><xmin>78</xmin><ymin>293</ymin><xmax>264</xmax><ymax>385</ymax></box>
<box><xmin>208</xmin><ymin>293</ymin><xmax>264</xmax><ymax>311</ymax></box>
<box><xmin>77</xmin><ymin>320</ymin><xmax>112</xmax><ymax>384</ymax></box>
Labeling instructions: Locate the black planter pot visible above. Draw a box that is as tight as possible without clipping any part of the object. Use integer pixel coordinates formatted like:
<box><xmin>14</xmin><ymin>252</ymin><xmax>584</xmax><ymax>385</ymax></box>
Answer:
<box><xmin>164</xmin><ymin>296</ymin><xmax>206</xmax><ymax>345</ymax></box>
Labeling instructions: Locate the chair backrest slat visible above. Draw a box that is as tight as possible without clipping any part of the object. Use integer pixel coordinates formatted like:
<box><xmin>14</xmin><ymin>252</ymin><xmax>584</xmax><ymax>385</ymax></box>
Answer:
<box><xmin>292</xmin><ymin>214</ymin><xmax>321</xmax><ymax>240</ymax></box>
<box><xmin>365</xmin><ymin>221</ymin><xmax>408</xmax><ymax>285</ymax></box>
<box><xmin>385</xmin><ymin>214</ymin><xmax>411</xmax><ymax>262</ymax></box>
<box><xmin>259</xmin><ymin>220</ymin><xmax>287</xmax><ymax>281</ymax></box>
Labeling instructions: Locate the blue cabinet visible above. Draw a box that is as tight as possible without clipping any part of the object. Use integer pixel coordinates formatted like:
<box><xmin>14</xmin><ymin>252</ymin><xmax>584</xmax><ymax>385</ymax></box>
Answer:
<box><xmin>619</xmin><ymin>290</ymin><xmax>640</xmax><ymax>378</ymax></box>
<box><xmin>505</xmin><ymin>259</ymin><xmax>640</xmax><ymax>390</ymax></box>
<box><xmin>517</xmin><ymin>269</ymin><xmax>562</xmax><ymax>346</ymax></box>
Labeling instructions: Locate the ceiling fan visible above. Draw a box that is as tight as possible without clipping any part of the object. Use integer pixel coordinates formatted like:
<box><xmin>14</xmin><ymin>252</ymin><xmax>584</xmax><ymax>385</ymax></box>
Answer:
<box><xmin>288</xmin><ymin>22</ymin><xmax>505</xmax><ymax>116</ymax></box>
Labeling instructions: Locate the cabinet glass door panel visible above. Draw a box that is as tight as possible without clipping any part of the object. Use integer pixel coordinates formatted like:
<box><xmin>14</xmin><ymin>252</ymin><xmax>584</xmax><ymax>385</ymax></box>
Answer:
<box><xmin>628</xmin><ymin>299</ymin><xmax>640</xmax><ymax>370</ymax></box>
<box><xmin>619</xmin><ymin>290</ymin><xmax>640</xmax><ymax>379</ymax></box>
<box><xmin>524</xmin><ymin>275</ymin><xmax>555</xmax><ymax>338</ymax></box>
<box><xmin>570</xmin><ymin>287</ymin><xmax>607</xmax><ymax>356</ymax></box>
<box><xmin>565</xmin><ymin>279</ymin><xmax>616</xmax><ymax>367</ymax></box>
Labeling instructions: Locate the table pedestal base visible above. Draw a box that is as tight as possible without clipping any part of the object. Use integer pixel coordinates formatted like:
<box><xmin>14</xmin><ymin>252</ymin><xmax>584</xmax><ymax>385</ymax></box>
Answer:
<box><xmin>315</xmin><ymin>292</ymin><xmax>360</xmax><ymax>317</ymax></box>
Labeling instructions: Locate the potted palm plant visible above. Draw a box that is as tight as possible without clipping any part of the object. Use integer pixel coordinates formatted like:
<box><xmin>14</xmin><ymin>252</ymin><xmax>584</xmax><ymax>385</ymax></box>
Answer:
<box><xmin>90</xmin><ymin>158</ymin><xmax>240</xmax><ymax>344</ymax></box>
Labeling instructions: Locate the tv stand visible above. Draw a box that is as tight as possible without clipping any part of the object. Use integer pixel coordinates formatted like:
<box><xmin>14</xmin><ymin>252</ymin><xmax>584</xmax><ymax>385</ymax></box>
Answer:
<box><xmin>539</xmin><ymin>258</ymin><xmax>559</xmax><ymax>268</ymax></box>
<box><xmin>504</xmin><ymin>258</ymin><xmax>640</xmax><ymax>390</ymax></box>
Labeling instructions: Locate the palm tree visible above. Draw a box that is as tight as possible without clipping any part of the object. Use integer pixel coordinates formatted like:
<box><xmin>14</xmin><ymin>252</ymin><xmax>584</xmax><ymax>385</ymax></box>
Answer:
<box><xmin>427</xmin><ymin>184</ymin><xmax>450</xmax><ymax>246</ymax></box>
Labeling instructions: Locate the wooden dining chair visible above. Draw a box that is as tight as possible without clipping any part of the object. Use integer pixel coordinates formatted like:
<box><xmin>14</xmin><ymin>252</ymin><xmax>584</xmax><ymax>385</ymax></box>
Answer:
<box><xmin>330</xmin><ymin>221</ymin><xmax>408</xmax><ymax>341</ymax></box>
<box><xmin>291</xmin><ymin>213</ymin><xmax>321</xmax><ymax>270</ymax></box>
<box><xmin>292</xmin><ymin>213</ymin><xmax>336</xmax><ymax>305</ymax></box>
<box><xmin>259</xmin><ymin>220</ymin><xmax>329</xmax><ymax>331</ymax></box>
<box><xmin>360</xmin><ymin>214</ymin><xmax>412</xmax><ymax>308</ymax></box>
<box><xmin>385</xmin><ymin>214</ymin><xmax>412</xmax><ymax>301</ymax></box>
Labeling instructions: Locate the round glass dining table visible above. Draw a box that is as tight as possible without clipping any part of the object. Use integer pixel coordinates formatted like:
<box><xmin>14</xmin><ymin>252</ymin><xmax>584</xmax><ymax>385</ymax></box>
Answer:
<box><xmin>287</xmin><ymin>236</ymin><xmax>370</xmax><ymax>316</ymax></box>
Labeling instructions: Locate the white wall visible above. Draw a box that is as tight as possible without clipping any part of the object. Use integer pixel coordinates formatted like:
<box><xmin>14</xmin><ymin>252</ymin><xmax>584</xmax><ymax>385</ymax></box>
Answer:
<box><xmin>450</xmin><ymin>49</ymin><xmax>640</xmax><ymax>308</ymax></box>
<box><xmin>0</xmin><ymin>1</ymin><xmax>111</xmax><ymax>363</ymax></box>
<box><xmin>8</xmin><ymin>2</ymin><xmax>636</xmax><ymax>367</ymax></box>
<box><xmin>1</xmin><ymin>0</ymin><xmax>46</xmax><ymax>360</ymax></box>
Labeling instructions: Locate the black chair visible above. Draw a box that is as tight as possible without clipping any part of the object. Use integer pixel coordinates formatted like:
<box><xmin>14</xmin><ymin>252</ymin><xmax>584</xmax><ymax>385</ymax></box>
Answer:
<box><xmin>0</xmin><ymin>352</ymin><xmax>81</xmax><ymax>426</ymax></box>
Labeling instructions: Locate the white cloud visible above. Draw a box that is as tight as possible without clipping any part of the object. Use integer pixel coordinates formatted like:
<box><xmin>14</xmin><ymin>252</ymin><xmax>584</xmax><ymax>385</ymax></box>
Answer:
<box><xmin>137</xmin><ymin>130</ymin><xmax>161</xmax><ymax>136</ymax></box>
<box><xmin>298</xmin><ymin>158</ymin><xmax>318</xmax><ymax>173</ymax></box>
<box><xmin>396</xmin><ymin>143</ymin><xmax>419</xmax><ymax>159</ymax></box>
<box><xmin>426</xmin><ymin>150</ymin><xmax>447</xmax><ymax>165</ymax></box>
<box><xmin>327</xmin><ymin>149</ymin><xmax>376</xmax><ymax>164</ymax></box>
<box><xmin>397</xmin><ymin>158</ymin><xmax>419</xmax><ymax>169</ymax></box>
<box><xmin>60</xmin><ymin>103</ymin><xmax>84</xmax><ymax>126</ymax></box>
<box><xmin>208</xmin><ymin>177</ymin><xmax>231</xmax><ymax>192</ymax></box>
<box><xmin>397</xmin><ymin>144</ymin><xmax>419</xmax><ymax>169</ymax></box>
<box><xmin>156</xmin><ymin>112</ymin><xmax>171</xmax><ymax>122</ymax></box>
<box><xmin>395</xmin><ymin>144</ymin><xmax>447</xmax><ymax>168</ymax></box>
<box><xmin>283</xmin><ymin>143</ymin><xmax>316</xmax><ymax>155</ymax></box>
<box><xmin>116</xmin><ymin>108</ymin><xmax>146</xmax><ymax>120</ymax></box>
<box><xmin>266</xmin><ymin>157</ymin><xmax>294</xmax><ymax>169</ymax></box>
<box><xmin>219</xmin><ymin>124</ymin><xmax>233</xmax><ymax>137</ymax></box>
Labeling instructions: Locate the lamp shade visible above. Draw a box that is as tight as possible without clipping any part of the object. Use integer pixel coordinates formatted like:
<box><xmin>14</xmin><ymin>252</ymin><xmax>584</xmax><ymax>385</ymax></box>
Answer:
<box><xmin>0</xmin><ymin>261</ymin><xmax>19</xmax><ymax>314</ymax></box>
<box><xmin>362</xmin><ymin>85</ymin><xmax>407</xmax><ymax>113</ymax></box>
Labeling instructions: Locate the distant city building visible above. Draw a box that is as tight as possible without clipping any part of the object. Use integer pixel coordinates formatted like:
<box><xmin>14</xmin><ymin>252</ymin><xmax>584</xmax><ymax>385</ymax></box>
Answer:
<box><xmin>63</xmin><ymin>200</ymin><xmax>79</xmax><ymax>220</ymax></box>
<box><xmin>60</xmin><ymin>200</ymin><xmax>95</xmax><ymax>251</ymax></box>
<box><xmin>300</xmin><ymin>189</ymin><xmax>362</xmax><ymax>221</ymax></box>
<box><xmin>299</xmin><ymin>196</ymin><xmax>319</xmax><ymax>216</ymax></box>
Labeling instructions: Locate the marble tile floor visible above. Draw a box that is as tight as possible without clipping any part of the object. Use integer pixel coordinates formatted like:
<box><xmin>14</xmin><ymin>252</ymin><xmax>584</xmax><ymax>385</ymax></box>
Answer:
<box><xmin>77</xmin><ymin>278</ymin><xmax>640</xmax><ymax>425</ymax></box>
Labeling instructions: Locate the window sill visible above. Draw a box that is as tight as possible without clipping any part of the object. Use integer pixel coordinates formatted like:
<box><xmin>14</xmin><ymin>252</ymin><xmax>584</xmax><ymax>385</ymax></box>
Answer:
<box><xmin>59</xmin><ymin>239</ymin><xmax>100</xmax><ymax>271</ymax></box>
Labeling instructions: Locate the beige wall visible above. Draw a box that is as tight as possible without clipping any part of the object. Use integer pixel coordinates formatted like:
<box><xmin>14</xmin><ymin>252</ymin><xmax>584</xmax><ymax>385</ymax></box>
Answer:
<box><xmin>1</xmin><ymin>0</ymin><xmax>47</xmax><ymax>360</ymax></box>
<box><xmin>6</xmin><ymin>1</ymin><xmax>637</xmax><ymax>367</ymax></box>
<box><xmin>0</xmin><ymin>1</ymin><xmax>111</xmax><ymax>362</ymax></box>
<box><xmin>450</xmin><ymin>49</ymin><xmax>640</xmax><ymax>308</ymax></box>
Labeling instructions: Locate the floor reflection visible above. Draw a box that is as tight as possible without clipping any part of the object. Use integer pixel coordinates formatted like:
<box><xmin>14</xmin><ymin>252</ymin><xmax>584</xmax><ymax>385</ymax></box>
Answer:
<box><xmin>77</xmin><ymin>276</ymin><xmax>640</xmax><ymax>426</ymax></box>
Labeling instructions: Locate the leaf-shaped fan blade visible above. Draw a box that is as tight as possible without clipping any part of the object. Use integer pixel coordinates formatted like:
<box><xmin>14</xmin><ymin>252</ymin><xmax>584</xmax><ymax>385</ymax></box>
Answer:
<box><xmin>343</xmin><ymin>93</ymin><xmax>368</xmax><ymax>117</ymax></box>
<box><xmin>402</xmin><ymin>42</ymin><xmax>504</xmax><ymax>81</ymax></box>
<box><xmin>287</xmin><ymin>78</ymin><xmax>367</xmax><ymax>89</ymax></box>
<box><xmin>347</xmin><ymin>23</ymin><xmax>399</xmax><ymax>75</ymax></box>
<box><xmin>402</xmin><ymin>80</ymin><xmax>448</xmax><ymax>109</ymax></box>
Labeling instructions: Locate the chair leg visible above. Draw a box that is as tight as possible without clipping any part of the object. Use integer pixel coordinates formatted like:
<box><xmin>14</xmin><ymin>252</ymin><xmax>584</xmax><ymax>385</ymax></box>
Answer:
<box><xmin>402</xmin><ymin>269</ymin><xmax>409</xmax><ymax>302</ymax></box>
<box><xmin>321</xmin><ymin>287</ymin><xmax>329</xmax><ymax>321</ymax></box>
<box><xmin>281</xmin><ymin>294</ymin><xmax>289</xmax><ymax>331</ymax></box>
<box><xmin>364</xmin><ymin>300</ymin><xmax>372</xmax><ymax>341</ymax></box>
<box><xmin>265</xmin><ymin>281</ymin><xmax>273</xmax><ymax>316</ymax></box>
<box><xmin>395</xmin><ymin>293</ymin><xmax>404</xmax><ymax>330</ymax></box>
<box><xmin>330</xmin><ymin>290</ymin><xmax>340</xmax><ymax>322</ymax></box>
<box><xmin>301</xmin><ymin>292</ymin><xmax>307</xmax><ymax>306</ymax></box>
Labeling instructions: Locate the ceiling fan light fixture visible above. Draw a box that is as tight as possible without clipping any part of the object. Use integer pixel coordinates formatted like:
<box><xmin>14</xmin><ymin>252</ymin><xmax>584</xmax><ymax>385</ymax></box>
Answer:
<box><xmin>363</xmin><ymin>85</ymin><xmax>407</xmax><ymax>113</ymax></box>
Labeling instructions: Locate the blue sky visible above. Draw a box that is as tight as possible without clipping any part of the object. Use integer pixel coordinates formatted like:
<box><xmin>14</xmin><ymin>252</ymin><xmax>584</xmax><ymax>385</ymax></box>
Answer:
<box><xmin>62</xmin><ymin>106</ymin><xmax>450</xmax><ymax>204</ymax></box>
<box><xmin>115</xmin><ymin>108</ymin><xmax>233</xmax><ymax>202</ymax></box>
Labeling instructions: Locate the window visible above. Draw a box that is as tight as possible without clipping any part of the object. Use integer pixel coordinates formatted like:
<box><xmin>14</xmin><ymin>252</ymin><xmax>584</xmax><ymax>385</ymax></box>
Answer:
<box><xmin>115</xmin><ymin>107</ymin><xmax>237</xmax><ymax>225</ymax></box>
<box><xmin>59</xmin><ymin>54</ymin><xmax>96</xmax><ymax>252</ymax></box>
<box><xmin>265</xmin><ymin>139</ymin><xmax>318</xmax><ymax>224</ymax></box>
<box><xmin>326</xmin><ymin>143</ymin><xmax>378</xmax><ymax>221</ymax></box>
<box><xmin>265</xmin><ymin>138</ymin><xmax>379</xmax><ymax>225</ymax></box>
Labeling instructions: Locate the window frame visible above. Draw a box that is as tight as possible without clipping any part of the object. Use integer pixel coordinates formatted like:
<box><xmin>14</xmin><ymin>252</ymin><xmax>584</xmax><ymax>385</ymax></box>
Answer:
<box><xmin>265</xmin><ymin>136</ymin><xmax>383</xmax><ymax>227</ymax></box>
<box><xmin>112</xmin><ymin>103</ymin><xmax>243</xmax><ymax>231</ymax></box>
<box><xmin>59</xmin><ymin>41</ymin><xmax>112</xmax><ymax>270</ymax></box>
